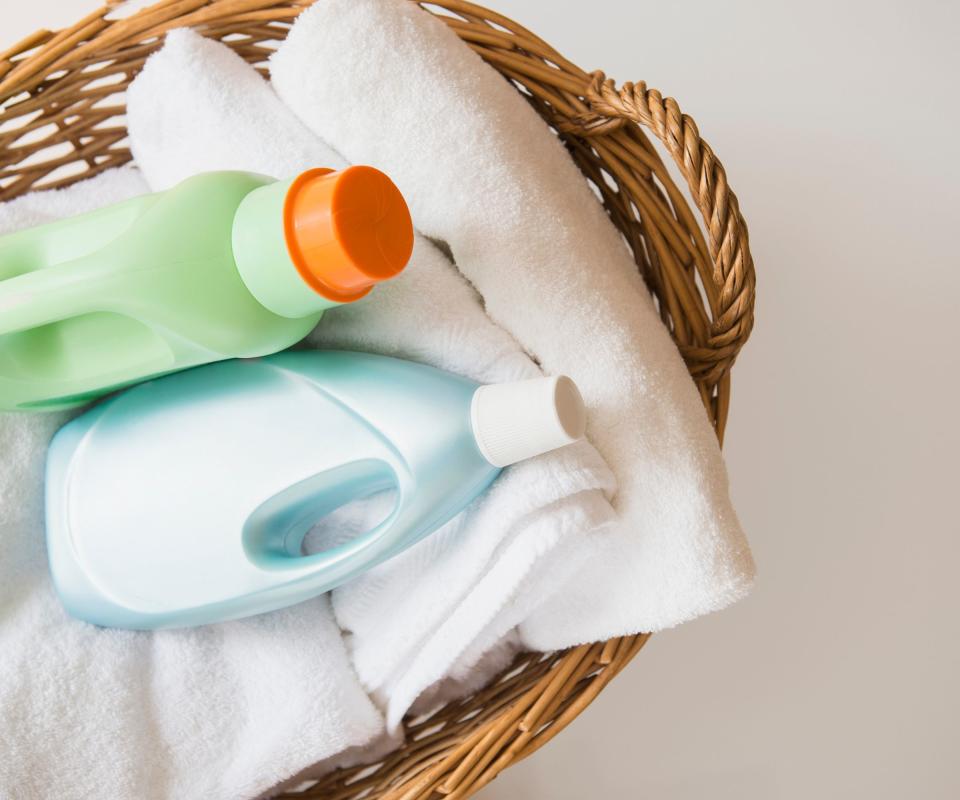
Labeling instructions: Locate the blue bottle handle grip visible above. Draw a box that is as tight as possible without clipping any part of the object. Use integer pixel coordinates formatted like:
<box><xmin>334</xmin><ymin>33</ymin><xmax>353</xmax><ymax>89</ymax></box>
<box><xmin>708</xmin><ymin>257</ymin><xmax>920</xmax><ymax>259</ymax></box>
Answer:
<box><xmin>264</xmin><ymin>499</ymin><xmax>408</xmax><ymax>584</ymax></box>
<box><xmin>243</xmin><ymin>457</ymin><xmax>415</xmax><ymax>593</ymax></box>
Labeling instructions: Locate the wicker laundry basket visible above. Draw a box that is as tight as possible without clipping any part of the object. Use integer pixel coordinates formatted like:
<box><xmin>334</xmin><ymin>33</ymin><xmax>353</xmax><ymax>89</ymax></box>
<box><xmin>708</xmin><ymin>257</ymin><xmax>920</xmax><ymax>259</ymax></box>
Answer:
<box><xmin>0</xmin><ymin>1</ymin><xmax>756</xmax><ymax>796</ymax></box>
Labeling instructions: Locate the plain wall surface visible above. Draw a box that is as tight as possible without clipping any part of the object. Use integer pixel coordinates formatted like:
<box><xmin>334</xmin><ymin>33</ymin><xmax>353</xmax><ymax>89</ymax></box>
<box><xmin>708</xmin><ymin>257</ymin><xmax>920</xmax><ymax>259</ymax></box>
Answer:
<box><xmin>3</xmin><ymin>2</ymin><xmax>958</xmax><ymax>798</ymax></box>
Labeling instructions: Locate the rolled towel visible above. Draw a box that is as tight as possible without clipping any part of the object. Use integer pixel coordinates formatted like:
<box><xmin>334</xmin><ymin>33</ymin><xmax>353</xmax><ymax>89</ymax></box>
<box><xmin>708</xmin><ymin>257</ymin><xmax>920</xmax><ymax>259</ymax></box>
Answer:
<box><xmin>127</xmin><ymin>29</ymin><xmax>616</xmax><ymax>730</ymax></box>
<box><xmin>0</xmin><ymin>169</ymin><xmax>385</xmax><ymax>800</ymax></box>
<box><xmin>128</xmin><ymin>31</ymin><xmax>342</xmax><ymax>188</ymax></box>
<box><xmin>271</xmin><ymin>0</ymin><xmax>755</xmax><ymax>643</ymax></box>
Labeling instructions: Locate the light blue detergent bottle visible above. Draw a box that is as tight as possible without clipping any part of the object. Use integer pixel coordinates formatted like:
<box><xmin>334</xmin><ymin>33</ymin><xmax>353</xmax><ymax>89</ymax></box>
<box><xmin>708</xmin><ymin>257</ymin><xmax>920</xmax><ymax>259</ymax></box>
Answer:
<box><xmin>45</xmin><ymin>350</ymin><xmax>586</xmax><ymax>630</ymax></box>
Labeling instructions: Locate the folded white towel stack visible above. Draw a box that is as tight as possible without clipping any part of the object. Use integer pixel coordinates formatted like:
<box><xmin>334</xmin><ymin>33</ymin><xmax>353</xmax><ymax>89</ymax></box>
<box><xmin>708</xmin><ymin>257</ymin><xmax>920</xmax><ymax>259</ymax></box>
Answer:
<box><xmin>271</xmin><ymin>0</ymin><xmax>755</xmax><ymax>644</ymax></box>
<box><xmin>128</xmin><ymin>28</ymin><xmax>617</xmax><ymax>731</ymax></box>
<box><xmin>0</xmin><ymin>169</ymin><xmax>385</xmax><ymax>800</ymax></box>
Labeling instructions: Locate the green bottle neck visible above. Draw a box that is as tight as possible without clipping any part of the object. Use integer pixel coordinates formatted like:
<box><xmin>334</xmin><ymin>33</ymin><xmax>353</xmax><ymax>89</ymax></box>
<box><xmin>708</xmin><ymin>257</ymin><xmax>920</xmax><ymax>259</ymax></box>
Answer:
<box><xmin>231</xmin><ymin>177</ymin><xmax>343</xmax><ymax>320</ymax></box>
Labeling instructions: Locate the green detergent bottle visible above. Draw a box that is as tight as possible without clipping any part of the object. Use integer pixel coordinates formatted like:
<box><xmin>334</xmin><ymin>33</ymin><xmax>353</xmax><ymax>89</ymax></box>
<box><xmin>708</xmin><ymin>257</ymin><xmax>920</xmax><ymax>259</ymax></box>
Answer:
<box><xmin>0</xmin><ymin>166</ymin><xmax>413</xmax><ymax>411</ymax></box>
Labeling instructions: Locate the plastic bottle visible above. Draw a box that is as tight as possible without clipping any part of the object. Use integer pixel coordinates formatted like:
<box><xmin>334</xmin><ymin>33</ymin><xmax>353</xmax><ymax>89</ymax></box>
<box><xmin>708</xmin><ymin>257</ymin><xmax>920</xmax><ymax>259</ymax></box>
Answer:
<box><xmin>45</xmin><ymin>350</ymin><xmax>587</xmax><ymax>630</ymax></box>
<box><xmin>0</xmin><ymin>167</ymin><xmax>413</xmax><ymax>411</ymax></box>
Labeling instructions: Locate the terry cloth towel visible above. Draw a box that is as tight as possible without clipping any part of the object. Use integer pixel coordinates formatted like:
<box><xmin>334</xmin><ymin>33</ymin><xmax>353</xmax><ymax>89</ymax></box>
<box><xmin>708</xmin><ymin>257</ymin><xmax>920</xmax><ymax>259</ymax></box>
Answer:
<box><xmin>127</xmin><ymin>29</ymin><xmax>617</xmax><ymax>731</ymax></box>
<box><xmin>271</xmin><ymin>0</ymin><xmax>755</xmax><ymax>646</ymax></box>
<box><xmin>0</xmin><ymin>170</ymin><xmax>384</xmax><ymax>800</ymax></box>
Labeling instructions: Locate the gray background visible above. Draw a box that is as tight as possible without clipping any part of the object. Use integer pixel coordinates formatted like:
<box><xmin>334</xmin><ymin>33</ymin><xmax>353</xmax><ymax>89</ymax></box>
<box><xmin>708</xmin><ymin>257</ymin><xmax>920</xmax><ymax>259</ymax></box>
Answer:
<box><xmin>5</xmin><ymin>2</ymin><xmax>958</xmax><ymax>798</ymax></box>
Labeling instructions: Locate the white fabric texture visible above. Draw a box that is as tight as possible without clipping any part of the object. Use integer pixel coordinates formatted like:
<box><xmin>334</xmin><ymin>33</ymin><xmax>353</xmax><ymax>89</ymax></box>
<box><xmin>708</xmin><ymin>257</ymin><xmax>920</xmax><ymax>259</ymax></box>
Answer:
<box><xmin>127</xmin><ymin>28</ymin><xmax>617</xmax><ymax>731</ymax></box>
<box><xmin>0</xmin><ymin>169</ymin><xmax>385</xmax><ymax>800</ymax></box>
<box><xmin>271</xmin><ymin>0</ymin><xmax>755</xmax><ymax>645</ymax></box>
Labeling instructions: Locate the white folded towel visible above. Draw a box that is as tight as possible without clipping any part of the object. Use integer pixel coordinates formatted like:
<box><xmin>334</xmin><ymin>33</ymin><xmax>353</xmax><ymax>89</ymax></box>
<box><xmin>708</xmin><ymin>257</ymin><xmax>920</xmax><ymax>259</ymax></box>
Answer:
<box><xmin>271</xmin><ymin>0</ymin><xmax>755</xmax><ymax>644</ymax></box>
<box><xmin>127</xmin><ymin>29</ymin><xmax>616</xmax><ymax>731</ymax></box>
<box><xmin>0</xmin><ymin>168</ymin><xmax>384</xmax><ymax>800</ymax></box>
<box><xmin>127</xmin><ymin>33</ymin><xmax>340</xmax><ymax>189</ymax></box>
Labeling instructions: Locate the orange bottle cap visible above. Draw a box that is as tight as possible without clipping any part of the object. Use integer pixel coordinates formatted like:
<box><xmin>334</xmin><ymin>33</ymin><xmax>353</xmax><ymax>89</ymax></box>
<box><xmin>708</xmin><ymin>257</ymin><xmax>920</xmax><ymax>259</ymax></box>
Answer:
<box><xmin>283</xmin><ymin>166</ymin><xmax>414</xmax><ymax>303</ymax></box>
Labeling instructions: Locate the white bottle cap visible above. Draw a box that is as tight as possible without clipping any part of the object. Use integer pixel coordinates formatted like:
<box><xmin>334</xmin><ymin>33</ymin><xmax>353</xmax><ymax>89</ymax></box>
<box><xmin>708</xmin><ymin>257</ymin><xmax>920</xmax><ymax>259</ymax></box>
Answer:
<box><xmin>470</xmin><ymin>375</ymin><xmax>587</xmax><ymax>468</ymax></box>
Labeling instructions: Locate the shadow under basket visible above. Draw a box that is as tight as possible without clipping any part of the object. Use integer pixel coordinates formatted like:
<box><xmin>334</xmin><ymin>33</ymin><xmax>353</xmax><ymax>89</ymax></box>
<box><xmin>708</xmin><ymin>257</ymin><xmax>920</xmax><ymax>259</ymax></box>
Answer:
<box><xmin>0</xmin><ymin>1</ymin><xmax>757</xmax><ymax>797</ymax></box>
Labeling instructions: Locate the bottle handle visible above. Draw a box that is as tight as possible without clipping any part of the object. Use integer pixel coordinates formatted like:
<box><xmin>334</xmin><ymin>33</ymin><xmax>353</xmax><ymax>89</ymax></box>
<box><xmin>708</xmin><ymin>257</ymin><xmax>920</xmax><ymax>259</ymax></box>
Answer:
<box><xmin>0</xmin><ymin>255</ymin><xmax>101</xmax><ymax>337</ymax></box>
<box><xmin>279</xmin><ymin>499</ymin><xmax>412</xmax><ymax>583</ymax></box>
<box><xmin>244</xmin><ymin>459</ymin><xmax>417</xmax><ymax>591</ymax></box>
<box><xmin>0</xmin><ymin>190</ymin><xmax>156</xmax><ymax>338</ymax></box>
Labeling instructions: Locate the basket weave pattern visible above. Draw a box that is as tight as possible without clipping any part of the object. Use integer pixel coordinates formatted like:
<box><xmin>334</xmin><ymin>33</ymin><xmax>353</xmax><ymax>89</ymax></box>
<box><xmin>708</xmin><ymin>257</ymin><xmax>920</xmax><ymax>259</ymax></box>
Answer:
<box><xmin>0</xmin><ymin>2</ymin><xmax>756</xmax><ymax>797</ymax></box>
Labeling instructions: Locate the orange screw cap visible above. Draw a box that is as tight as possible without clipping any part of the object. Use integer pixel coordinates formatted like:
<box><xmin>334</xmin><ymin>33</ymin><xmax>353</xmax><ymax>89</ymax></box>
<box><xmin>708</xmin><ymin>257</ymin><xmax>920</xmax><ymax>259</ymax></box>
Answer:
<box><xmin>283</xmin><ymin>166</ymin><xmax>414</xmax><ymax>303</ymax></box>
